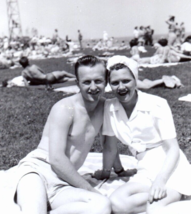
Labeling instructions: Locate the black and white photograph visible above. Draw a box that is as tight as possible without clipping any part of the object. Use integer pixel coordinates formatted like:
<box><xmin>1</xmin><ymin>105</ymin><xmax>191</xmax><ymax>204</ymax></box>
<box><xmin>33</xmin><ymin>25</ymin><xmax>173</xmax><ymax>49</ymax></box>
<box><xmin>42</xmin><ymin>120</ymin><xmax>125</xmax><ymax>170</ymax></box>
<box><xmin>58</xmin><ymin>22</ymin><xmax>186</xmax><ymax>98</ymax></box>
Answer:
<box><xmin>0</xmin><ymin>0</ymin><xmax>191</xmax><ymax>213</ymax></box>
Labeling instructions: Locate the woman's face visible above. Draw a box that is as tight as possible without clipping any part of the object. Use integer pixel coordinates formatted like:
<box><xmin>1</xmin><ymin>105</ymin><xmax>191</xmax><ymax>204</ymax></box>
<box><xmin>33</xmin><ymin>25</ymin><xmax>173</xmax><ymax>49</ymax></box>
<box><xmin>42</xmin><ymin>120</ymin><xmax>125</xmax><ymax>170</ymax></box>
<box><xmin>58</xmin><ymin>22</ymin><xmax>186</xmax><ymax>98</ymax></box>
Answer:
<box><xmin>109</xmin><ymin>67</ymin><xmax>137</xmax><ymax>104</ymax></box>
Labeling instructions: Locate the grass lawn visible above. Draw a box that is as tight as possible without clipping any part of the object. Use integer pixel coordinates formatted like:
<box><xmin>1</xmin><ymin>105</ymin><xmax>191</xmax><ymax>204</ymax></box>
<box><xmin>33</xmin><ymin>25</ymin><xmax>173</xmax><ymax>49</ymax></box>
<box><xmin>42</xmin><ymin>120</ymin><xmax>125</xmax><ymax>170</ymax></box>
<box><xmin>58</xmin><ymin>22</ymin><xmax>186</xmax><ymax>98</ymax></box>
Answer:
<box><xmin>1</xmin><ymin>47</ymin><xmax>191</xmax><ymax>170</ymax></box>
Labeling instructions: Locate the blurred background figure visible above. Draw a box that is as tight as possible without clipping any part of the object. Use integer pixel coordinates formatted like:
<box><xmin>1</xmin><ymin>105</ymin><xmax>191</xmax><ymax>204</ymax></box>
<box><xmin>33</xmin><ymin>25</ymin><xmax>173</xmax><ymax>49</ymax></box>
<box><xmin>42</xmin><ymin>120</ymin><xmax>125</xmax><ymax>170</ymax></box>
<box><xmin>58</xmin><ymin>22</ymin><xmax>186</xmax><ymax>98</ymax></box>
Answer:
<box><xmin>133</xmin><ymin>26</ymin><xmax>139</xmax><ymax>39</ymax></box>
<box><xmin>78</xmin><ymin>30</ymin><xmax>83</xmax><ymax>50</ymax></box>
<box><xmin>52</xmin><ymin>29</ymin><xmax>59</xmax><ymax>44</ymax></box>
<box><xmin>144</xmin><ymin>26</ymin><xmax>154</xmax><ymax>46</ymax></box>
<box><xmin>103</xmin><ymin>31</ymin><xmax>108</xmax><ymax>47</ymax></box>
<box><xmin>166</xmin><ymin>15</ymin><xmax>177</xmax><ymax>46</ymax></box>
<box><xmin>138</xmin><ymin>26</ymin><xmax>145</xmax><ymax>46</ymax></box>
<box><xmin>180</xmin><ymin>22</ymin><xmax>186</xmax><ymax>43</ymax></box>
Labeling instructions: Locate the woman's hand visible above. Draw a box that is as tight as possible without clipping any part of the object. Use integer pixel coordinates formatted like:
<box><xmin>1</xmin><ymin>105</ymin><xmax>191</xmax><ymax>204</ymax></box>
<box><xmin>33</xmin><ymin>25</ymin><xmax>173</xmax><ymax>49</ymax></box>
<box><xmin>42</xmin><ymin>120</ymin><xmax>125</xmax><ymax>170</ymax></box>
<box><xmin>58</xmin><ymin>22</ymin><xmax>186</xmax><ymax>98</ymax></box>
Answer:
<box><xmin>148</xmin><ymin>177</ymin><xmax>167</xmax><ymax>203</ymax></box>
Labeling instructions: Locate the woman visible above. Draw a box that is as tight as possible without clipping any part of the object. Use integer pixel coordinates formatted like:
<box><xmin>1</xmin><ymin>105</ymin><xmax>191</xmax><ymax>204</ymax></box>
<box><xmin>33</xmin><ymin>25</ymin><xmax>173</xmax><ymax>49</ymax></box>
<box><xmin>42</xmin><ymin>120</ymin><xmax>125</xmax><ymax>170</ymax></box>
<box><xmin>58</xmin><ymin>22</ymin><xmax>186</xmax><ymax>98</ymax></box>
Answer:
<box><xmin>95</xmin><ymin>55</ymin><xmax>191</xmax><ymax>214</ymax></box>
<box><xmin>138</xmin><ymin>38</ymin><xmax>170</xmax><ymax>64</ymax></box>
<box><xmin>166</xmin><ymin>16</ymin><xmax>177</xmax><ymax>46</ymax></box>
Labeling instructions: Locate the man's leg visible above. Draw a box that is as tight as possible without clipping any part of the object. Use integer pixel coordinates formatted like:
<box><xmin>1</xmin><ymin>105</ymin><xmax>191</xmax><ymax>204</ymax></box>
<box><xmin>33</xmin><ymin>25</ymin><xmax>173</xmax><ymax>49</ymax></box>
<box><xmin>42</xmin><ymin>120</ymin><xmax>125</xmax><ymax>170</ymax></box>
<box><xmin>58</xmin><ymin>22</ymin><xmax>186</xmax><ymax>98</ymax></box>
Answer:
<box><xmin>109</xmin><ymin>182</ymin><xmax>150</xmax><ymax>214</ymax></box>
<box><xmin>50</xmin><ymin>187</ymin><xmax>111</xmax><ymax>214</ymax></box>
<box><xmin>17</xmin><ymin>173</ymin><xmax>47</xmax><ymax>214</ymax></box>
<box><xmin>48</xmin><ymin>71</ymin><xmax>76</xmax><ymax>84</ymax></box>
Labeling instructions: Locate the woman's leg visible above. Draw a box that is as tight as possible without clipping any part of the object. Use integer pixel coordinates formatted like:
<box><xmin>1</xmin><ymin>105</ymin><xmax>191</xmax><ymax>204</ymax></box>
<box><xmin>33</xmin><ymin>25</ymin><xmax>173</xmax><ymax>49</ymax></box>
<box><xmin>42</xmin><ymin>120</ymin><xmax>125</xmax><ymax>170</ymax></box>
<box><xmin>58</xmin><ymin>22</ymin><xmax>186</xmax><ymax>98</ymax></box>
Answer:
<box><xmin>109</xmin><ymin>182</ymin><xmax>150</xmax><ymax>214</ymax></box>
<box><xmin>168</xmin><ymin>33</ymin><xmax>177</xmax><ymax>46</ymax></box>
<box><xmin>50</xmin><ymin>187</ymin><xmax>111</xmax><ymax>214</ymax></box>
<box><xmin>16</xmin><ymin>173</ymin><xmax>47</xmax><ymax>214</ymax></box>
<box><xmin>138</xmin><ymin>57</ymin><xmax>151</xmax><ymax>64</ymax></box>
<box><xmin>137</xmin><ymin>79</ymin><xmax>164</xmax><ymax>89</ymax></box>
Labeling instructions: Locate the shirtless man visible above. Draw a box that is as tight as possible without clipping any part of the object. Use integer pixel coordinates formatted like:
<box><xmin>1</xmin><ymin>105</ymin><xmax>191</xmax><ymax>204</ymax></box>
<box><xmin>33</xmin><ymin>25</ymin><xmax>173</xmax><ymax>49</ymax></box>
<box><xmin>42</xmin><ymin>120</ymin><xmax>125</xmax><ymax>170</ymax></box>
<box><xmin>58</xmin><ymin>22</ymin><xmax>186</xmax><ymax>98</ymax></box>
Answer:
<box><xmin>19</xmin><ymin>56</ymin><xmax>76</xmax><ymax>89</ymax></box>
<box><xmin>15</xmin><ymin>55</ymin><xmax>111</xmax><ymax>214</ymax></box>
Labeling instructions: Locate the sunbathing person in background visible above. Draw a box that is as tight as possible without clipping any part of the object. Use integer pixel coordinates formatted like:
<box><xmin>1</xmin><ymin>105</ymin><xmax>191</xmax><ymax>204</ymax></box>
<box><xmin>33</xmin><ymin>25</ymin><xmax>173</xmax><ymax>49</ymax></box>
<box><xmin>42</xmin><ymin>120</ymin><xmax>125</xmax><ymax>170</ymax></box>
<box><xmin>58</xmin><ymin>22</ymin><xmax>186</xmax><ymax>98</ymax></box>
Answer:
<box><xmin>0</xmin><ymin>52</ymin><xmax>15</xmax><ymax>69</ymax></box>
<box><xmin>168</xmin><ymin>36</ymin><xmax>191</xmax><ymax>63</ymax></box>
<box><xmin>138</xmin><ymin>38</ymin><xmax>170</xmax><ymax>64</ymax></box>
<box><xmin>129</xmin><ymin>38</ymin><xmax>147</xmax><ymax>62</ymax></box>
<box><xmin>19</xmin><ymin>56</ymin><xmax>76</xmax><ymax>89</ymax></box>
<box><xmin>130</xmin><ymin>37</ymin><xmax>191</xmax><ymax>65</ymax></box>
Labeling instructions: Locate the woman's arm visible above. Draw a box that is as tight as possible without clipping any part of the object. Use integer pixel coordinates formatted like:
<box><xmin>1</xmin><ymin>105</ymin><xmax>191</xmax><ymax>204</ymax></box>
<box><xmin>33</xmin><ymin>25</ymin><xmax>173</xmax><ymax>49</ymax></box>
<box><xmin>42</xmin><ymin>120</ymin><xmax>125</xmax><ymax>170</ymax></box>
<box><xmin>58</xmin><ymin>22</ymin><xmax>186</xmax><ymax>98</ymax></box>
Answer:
<box><xmin>148</xmin><ymin>138</ymin><xmax>180</xmax><ymax>203</ymax></box>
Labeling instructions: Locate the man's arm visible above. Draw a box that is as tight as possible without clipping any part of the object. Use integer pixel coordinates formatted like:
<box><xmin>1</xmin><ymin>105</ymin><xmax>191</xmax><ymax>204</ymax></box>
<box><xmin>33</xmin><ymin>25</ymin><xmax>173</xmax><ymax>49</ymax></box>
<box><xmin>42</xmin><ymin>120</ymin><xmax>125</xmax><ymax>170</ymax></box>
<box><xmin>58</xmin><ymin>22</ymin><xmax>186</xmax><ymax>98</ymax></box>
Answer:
<box><xmin>148</xmin><ymin>138</ymin><xmax>180</xmax><ymax>203</ymax></box>
<box><xmin>165</xmin><ymin>20</ymin><xmax>171</xmax><ymax>25</ymax></box>
<box><xmin>103</xmin><ymin>136</ymin><xmax>119</xmax><ymax>172</ymax></box>
<box><xmin>49</xmin><ymin>102</ymin><xmax>98</xmax><ymax>193</ymax></box>
<box><xmin>61</xmin><ymin>71</ymin><xmax>76</xmax><ymax>78</ymax></box>
<box><xmin>93</xmin><ymin>135</ymin><xmax>119</xmax><ymax>180</ymax></box>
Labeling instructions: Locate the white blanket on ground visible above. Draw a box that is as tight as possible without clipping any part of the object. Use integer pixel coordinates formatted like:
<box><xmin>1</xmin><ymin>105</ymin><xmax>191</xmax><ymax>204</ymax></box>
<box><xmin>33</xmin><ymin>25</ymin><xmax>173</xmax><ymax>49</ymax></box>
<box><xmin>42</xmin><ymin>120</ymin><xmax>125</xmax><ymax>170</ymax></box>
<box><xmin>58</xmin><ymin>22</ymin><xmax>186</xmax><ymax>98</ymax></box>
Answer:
<box><xmin>0</xmin><ymin>153</ymin><xmax>137</xmax><ymax>213</ymax></box>
<box><xmin>139</xmin><ymin>62</ymin><xmax>179</xmax><ymax>68</ymax></box>
<box><xmin>178</xmin><ymin>94</ymin><xmax>191</xmax><ymax>102</ymax></box>
<box><xmin>54</xmin><ymin>85</ymin><xmax>80</xmax><ymax>94</ymax></box>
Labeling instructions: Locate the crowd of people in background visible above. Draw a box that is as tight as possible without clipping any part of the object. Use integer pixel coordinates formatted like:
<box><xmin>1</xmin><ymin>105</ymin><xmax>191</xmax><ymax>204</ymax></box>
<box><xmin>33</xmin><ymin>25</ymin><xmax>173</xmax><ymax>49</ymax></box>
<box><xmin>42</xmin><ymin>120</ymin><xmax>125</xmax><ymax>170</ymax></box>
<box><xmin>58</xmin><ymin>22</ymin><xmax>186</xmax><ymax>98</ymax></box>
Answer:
<box><xmin>129</xmin><ymin>16</ymin><xmax>191</xmax><ymax>65</ymax></box>
<box><xmin>0</xmin><ymin>15</ymin><xmax>190</xmax><ymax>70</ymax></box>
<box><xmin>0</xmin><ymin>29</ymin><xmax>85</xmax><ymax>69</ymax></box>
<box><xmin>133</xmin><ymin>25</ymin><xmax>154</xmax><ymax>46</ymax></box>
<box><xmin>0</xmin><ymin>27</ymin><xmax>131</xmax><ymax>70</ymax></box>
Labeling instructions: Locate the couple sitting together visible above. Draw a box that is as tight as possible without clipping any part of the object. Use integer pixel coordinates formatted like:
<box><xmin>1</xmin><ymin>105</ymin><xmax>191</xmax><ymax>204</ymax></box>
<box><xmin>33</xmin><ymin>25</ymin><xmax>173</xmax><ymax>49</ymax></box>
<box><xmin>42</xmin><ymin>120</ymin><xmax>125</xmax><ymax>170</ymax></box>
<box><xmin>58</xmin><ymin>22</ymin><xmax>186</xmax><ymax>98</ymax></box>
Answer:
<box><xmin>5</xmin><ymin>55</ymin><xmax>191</xmax><ymax>214</ymax></box>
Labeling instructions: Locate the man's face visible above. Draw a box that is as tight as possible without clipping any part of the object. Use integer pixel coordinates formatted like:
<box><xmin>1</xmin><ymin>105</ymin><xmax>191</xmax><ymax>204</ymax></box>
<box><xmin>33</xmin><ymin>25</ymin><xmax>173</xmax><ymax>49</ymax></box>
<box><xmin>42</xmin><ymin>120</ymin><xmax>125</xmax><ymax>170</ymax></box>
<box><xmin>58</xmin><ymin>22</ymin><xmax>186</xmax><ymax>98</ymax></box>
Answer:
<box><xmin>109</xmin><ymin>67</ymin><xmax>136</xmax><ymax>104</ymax></box>
<box><xmin>77</xmin><ymin>63</ymin><xmax>106</xmax><ymax>102</ymax></box>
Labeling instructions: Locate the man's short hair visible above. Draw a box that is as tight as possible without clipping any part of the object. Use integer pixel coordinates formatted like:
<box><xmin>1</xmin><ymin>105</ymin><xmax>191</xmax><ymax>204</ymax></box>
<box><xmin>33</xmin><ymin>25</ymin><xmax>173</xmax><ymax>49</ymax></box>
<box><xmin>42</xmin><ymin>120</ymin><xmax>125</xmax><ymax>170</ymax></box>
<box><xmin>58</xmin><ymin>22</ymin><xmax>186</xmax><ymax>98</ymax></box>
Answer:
<box><xmin>129</xmin><ymin>38</ymin><xmax>138</xmax><ymax>47</ymax></box>
<box><xmin>10</xmin><ymin>61</ymin><xmax>15</xmax><ymax>67</ymax></box>
<box><xmin>158</xmin><ymin>38</ymin><xmax>168</xmax><ymax>47</ymax></box>
<box><xmin>74</xmin><ymin>55</ymin><xmax>107</xmax><ymax>81</ymax></box>
<box><xmin>184</xmin><ymin>36</ymin><xmax>191</xmax><ymax>43</ymax></box>
<box><xmin>19</xmin><ymin>57</ymin><xmax>29</xmax><ymax>68</ymax></box>
<box><xmin>2</xmin><ymin>79</ymin><xmax>9</xmax><ymax>87</ymax></box>
<box><xmin>169</xmin><ymin>16</ymin><xmax>175</xmax><ymax>21</ymax></box>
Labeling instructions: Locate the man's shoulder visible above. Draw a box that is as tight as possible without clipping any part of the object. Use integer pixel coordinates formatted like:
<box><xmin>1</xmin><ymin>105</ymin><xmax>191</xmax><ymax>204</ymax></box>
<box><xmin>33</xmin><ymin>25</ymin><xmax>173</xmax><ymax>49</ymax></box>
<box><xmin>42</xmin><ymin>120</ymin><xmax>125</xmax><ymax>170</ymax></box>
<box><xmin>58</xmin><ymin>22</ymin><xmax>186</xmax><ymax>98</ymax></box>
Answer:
<box><xmin>49</xmin><ymin>95</ymin><xmax>76</xmax><ymax>123</ymax></box>
<box><xmin>21</xmin><ymin>68</ymin><xmax>27</xmax><ymax>73</ymax></box>
<box><xmin>21</xmin><ymin>68</ymin><xmax>29</xmax><ymax>76</ymax></box>
<box><xmin>53</xmin><ymin>95</ymin><xmax>76</xmax><ymax>111</ymax></box>
<box><xmin>30</xmin><ymin>64</ymin><xmax>39</xmax><ymax>70</ymax></box>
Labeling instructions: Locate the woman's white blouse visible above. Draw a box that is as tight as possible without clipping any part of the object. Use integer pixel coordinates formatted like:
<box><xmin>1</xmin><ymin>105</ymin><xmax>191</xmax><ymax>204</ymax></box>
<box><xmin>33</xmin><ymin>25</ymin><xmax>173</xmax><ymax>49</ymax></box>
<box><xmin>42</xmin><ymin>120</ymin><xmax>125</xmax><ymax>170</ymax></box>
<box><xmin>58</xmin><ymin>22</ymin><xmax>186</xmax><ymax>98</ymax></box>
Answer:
<box><xmin>102</xmin><ymin>91</ymin><xmax>176</xmax><ymax>155</ymax></box>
